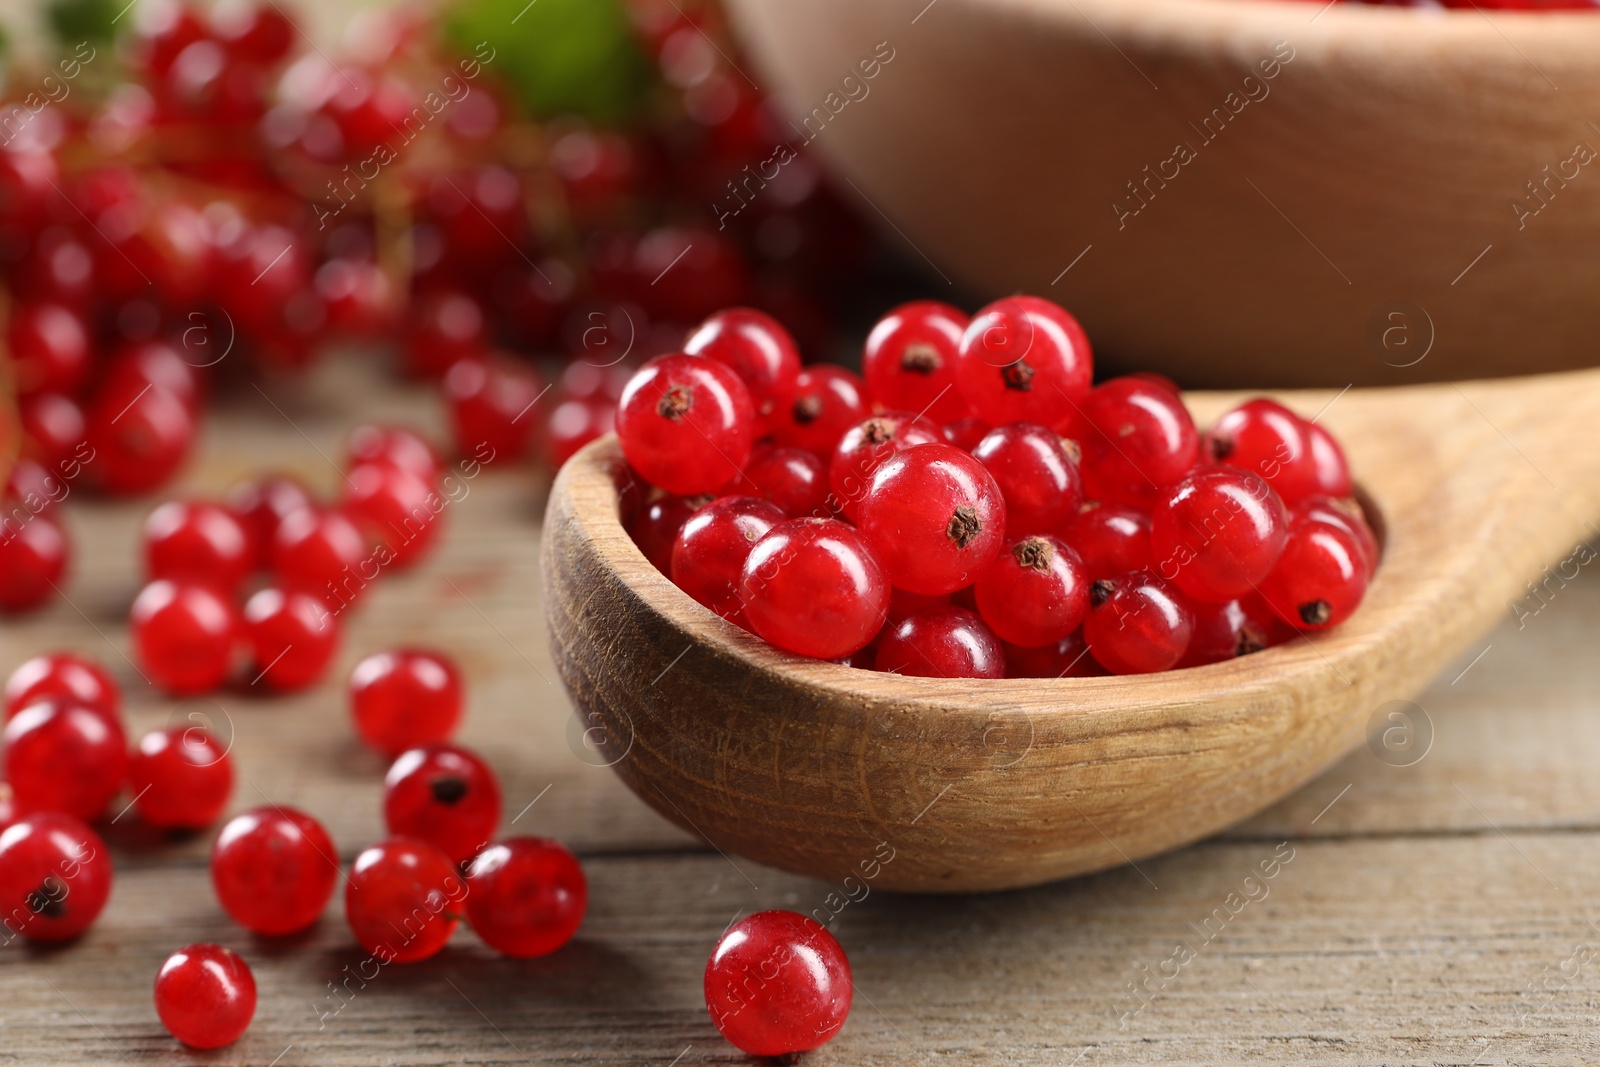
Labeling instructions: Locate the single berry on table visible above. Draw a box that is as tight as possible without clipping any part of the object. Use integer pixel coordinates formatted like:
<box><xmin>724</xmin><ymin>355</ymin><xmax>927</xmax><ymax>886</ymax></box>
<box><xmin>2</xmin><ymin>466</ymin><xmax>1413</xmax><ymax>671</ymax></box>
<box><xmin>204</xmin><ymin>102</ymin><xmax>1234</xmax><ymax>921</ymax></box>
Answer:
<box><xmin>272</xmin><ymin>507</ymin><xmax>369</xmax><ymax>609</ymax></box>
<box><xmin>242</xmin><ymin>587</ymin><xmax>340</xmax><ymax>691</ymax></box>
<box><xmin>1083</xmin><ymin>570</ymin><xmax>1195</xmax><ymax>675</ymax></box>
<box><xmin>616</xmin><ymin>353</ymin><xmax>755</xmax><ymax>496</ymax></box>
<box><xmin>671</xmin><ymin>496</ymin><xmax>786</xmax><ymax>624</ymax></box>
<box><xmin>142</xmin><ymin>500</ymin><xmax>253</xmax><ymax>592</ymax></box>
<box><xmin>465</xmin><ymin>837</ymin><xmax>587</xmax><ymax>958</ymax></box>
<box><xmin>130</xmin><ymin>579</ymin><xmax>240</xmax><ymax>694</ymax></box>
<box><xmin>954</xmin><ymin>295</ymin><xmax>1092</xmax><ymax>433</ymax></box>
<box><xmin>1149</xmin><ymin>466</ymin><xmax>1289</xmax><ymax>604</ymax></box>
<box><xmin>974</xmin><ymin>535</ymin><xmax>1091</xmax><ymax>648</ymax></box>
<box><xmin>0</xmin><ymin>510</ymin><xmax>70</xmax><ymax>612</ymax></box>
<box><xmin>738</xmin><ymin>518</ymin><xmax>889</xmax><ymax>660</ymax></box>
<box><xmin>344</xmin><ymin>461</ymin><xmax>442</xmax><ymax>568</ymax></box>
<box><xmin>382</xmin><ymin>744</ymin><xmax>503</xmax><ymax>866</ymax></box>
<box><xmin>705</xmin><ymin>910</ymin><xmax>852</xmax><ymax>1058</ymax></box>
<box><xmin>874</xmin><ymin>604</ymin><xmax>1005</xmax><ymax>678</ymax></box>
<box><xmin>861</xmin><ymin>300</ymin><xmax>971</xmax><ymax>424</ymax></box>
<box><xmin>153</xmin><ymin>943</ymin><xmax>256</xmax><ymax>1049</ymax></box>
<box><xmin>4</xmin><ymin>652</ymin><xmax>120</xmax><ymax>722</ymax></box>
<box><xmin>1076</xmin><ymin>376</ymin><xmax>1200</xmax><ymax>509</ymax></box>
<box><xmin>349</xmin><ymin>648</ymin><xmax>464</xmax><ymax>754</ymax></box>
<box><xmin>127</xmin><ymin>726</ymin><xmax>234</xmax><ymax>831</ymax></box>
<box><xmin>970</xmin><ymin>422</ymin><xmax>1083</xmax><ymax>537</ymax></box>
<box><xmin>0</xmin><ymin>813</ymin><xmax>112</xmax><ymax>942</ymax></box>
<box><xmin>858</xmin><ymin>443</ymin><xmax>1007</xmax><ymax>596</ymax></box>
<box><xmin>3</xmin><ymin>701</ymin><xmax>128</xmax><ymax>821</ymax></box>
<box><xmin>211</xmin><ymin>806</ymin><xmax>339</xmax><ymax>936</ymax></box>
<box><xmin>345</xmin><ymin>837</ymin><xmax>464</xmax><ymax>963</ymax></box>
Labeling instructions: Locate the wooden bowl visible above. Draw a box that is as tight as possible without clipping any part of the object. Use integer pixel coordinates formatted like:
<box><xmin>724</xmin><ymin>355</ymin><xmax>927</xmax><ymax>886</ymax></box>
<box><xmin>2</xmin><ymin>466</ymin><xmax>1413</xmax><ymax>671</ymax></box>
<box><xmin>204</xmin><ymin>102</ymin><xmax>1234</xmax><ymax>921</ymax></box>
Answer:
<box><xmin>543</xmin><ymin>370</ymin><xmax>1600</xmax><ymax>892</ymax></box>
<box><xmin>722</xmin><ymin>0</ymin><xmax>1600</xmax><ymax>387</ymax></box>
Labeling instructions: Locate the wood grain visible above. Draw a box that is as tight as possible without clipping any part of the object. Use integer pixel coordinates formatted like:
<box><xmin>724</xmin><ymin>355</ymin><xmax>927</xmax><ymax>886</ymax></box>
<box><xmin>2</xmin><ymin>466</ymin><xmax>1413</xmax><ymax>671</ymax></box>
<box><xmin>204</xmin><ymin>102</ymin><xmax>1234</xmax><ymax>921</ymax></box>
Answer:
<box><xmin>544</xmin><ymin>368</ymin><xmax>1600</xmax><ymax>891</ymax></box>
<box><xmin>725</xmin><ymin>0</ymin><xmax>1600</xmax><ymax>387</ymax></box>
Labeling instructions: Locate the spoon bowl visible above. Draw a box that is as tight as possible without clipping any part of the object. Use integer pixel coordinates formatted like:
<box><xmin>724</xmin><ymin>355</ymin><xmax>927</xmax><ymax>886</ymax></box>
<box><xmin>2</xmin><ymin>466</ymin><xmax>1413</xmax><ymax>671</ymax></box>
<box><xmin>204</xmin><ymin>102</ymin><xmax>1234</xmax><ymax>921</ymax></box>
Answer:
<box><xmin>542</xmin><ymin>370</ymin><xmax>1600</xmax><ymax>891</ymax></box>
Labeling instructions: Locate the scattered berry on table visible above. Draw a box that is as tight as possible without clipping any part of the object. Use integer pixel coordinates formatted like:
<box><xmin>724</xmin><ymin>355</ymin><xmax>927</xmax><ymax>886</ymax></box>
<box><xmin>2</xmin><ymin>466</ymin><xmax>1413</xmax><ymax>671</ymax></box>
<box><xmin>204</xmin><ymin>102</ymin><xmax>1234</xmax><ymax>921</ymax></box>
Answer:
<box><xmin>382</xmin><ymin>744</ymin><xmax>503</xmax><ymax>867</ymax></box>
<box><xmin>345</xmin><ymin>837</ymin><xmax>464</xmax><ymax>963</ymax></box>
<box><xmin>4</xmin><ymin>653</ymin><xmax>120</xmax><ymax>722</ymax></box>
<box><xmin>465</xmin><ymin>837</ymin><xmax>587</xmax><ymax>958</ymax></box>
<box><xmin>705</xmin><ymin>910</ymin><xmax>853</xmax><ymax>1058</ymax></box>
<box><xmin>0</xmin><ymin>813</ymin><xmax>113</xmax><ymax>942</ymax></box>
<box><xmin>211</xmin><ymin>806</ymin><xmax>339</xmax><ymax>936</ymax></box>
<box><xmin>3</xmin><ymin>701</ymin><xmax>128</xmax><ymax>821</ymax></box>
<box><xmin>127</xmin><ymin>726</ymin><xmax>234</xmax><ymax>831</ymax></box>
<box><xmin>349</xmin><ymin>649</ymin><xmax>464</xmax><ymax>754</ymax></box>
<box><xmin>153</xmin><ymin>943</ymin><xmax>256</xmax><ymax>1049</ymax></box>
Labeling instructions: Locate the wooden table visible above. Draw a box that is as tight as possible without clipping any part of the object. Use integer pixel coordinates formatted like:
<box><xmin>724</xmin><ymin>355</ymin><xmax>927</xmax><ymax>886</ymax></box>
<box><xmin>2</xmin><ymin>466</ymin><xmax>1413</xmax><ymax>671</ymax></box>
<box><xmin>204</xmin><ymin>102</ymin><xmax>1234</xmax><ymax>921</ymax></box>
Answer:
<box><xmin>2</xmin><ymin>354</ymin><xmax>1596</xmax><ymax>1065</ymax></box>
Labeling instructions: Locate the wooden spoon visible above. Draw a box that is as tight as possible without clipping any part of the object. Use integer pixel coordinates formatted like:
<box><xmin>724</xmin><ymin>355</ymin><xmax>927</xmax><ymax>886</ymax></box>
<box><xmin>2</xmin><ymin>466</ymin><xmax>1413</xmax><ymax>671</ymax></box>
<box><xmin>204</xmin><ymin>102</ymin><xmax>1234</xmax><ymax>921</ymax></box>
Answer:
<box><xmin>542</xmin><ymin>369</ymin><xmax>1600</xmax><ymax>892</ymax></box>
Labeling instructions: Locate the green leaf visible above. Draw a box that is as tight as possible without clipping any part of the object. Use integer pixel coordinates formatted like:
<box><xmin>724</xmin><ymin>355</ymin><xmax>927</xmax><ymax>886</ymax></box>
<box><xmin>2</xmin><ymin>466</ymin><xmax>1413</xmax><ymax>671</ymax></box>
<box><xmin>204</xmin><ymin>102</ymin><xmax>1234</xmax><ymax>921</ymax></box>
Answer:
<box><xmin>442</xmin><ymin>0</ymin><xmax>652</xmax><ymax>127</ymax></box>
<box><xmin>46</xmin><ymin>0</ymin><xmax>122</xmax><ymax>45</ymax></box>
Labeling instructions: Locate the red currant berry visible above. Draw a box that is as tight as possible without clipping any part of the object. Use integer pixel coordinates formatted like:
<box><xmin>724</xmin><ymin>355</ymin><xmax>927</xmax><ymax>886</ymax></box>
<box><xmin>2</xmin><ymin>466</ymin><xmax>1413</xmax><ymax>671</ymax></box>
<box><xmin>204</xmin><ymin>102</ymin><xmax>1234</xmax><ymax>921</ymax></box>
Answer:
<box><xmin>742</xmin><ymin>444</ymin><xmax>829</xmax><ymax>518</ymax></box>
<box><xmin>1062</xmin><ymin>501</ymin><xmax>1152</xmax><ymax>581</ymax></box>
<box><xmin>955</xmin><ymin>296</ymin><xmax>1092</xmax><ymax>433</ymax></box>
<box><xmin>1297</xmin><ymin>496</ymin><xmax>1378</xmax><ymax>578</ymax></box>
<box><xmin>0</xmin><ymin>510</ymin><xmax>69</xmax><ymax>611</ymax></box>
<box><xmin>383</xmin><ymin>744</ymin><xmax>502</xmax><ymax>867</ymax></box>
<box><xmin>143</xmin><ymin>500</ymin><xmax>253</xmax><ymax>592</ymax></box>
<box><xmin>862</xmin><ymin>300</ymin><xmax>971</xmax><ymax>423</ymax></box>
<box><xmin>242</xmin><ymin>587</ymin><xmax>339</xmax><ymax>691</ymax></box>
<box><xmin>971</xmin><ymin>423</ymin><xmax>1083</xmax><ymax>537</ymax></box>
<box><xmin>403</xmin><ymin>289</ymin><xmax>488</xmax><ymax>377</ymax></box>
<box><xmin>349</xmin><ymin>649</ymin><xmax>463</xmax><ymax>754</ymax></box>
<box><xmin>738</xmin><ymin>518</ymin><xmax>889</xmax><ymax>659</ymax></box>
<box><xmin>547</xmin><ymin>398</ymin><xmax>616</xmax><ymax>469</ymax></box>
<box><xmin>4</xmin><ymin>653</ymin><xmax>119</xmax><ymax>722</ymax></box>
<box><xmin>617</xmin><ymin>353</ymin><xmax>755</xmax><ymax>496</ymax></box>
<box><xmin>1259</xmin><ymin>517</ymin><xmax>1369</xmax><ymax>631</ymax></box>
<box><xmin>3</xmin><ymin>701</ymin><xmax>127</xmax><ymax>820</ymax></box>
<box><xmin>1177</xmin><ymin>598</ymin><xmax>1277</xmax><ymax>668</ymax></box>
<box><xmin>683</xmin><ymin>308</ymin><xmax>801</xmax><ymax>432</ymax></box>
<box><xmin>671</xmin><ymin>496</ymin><xmax>786</xmax><ymax>624</ymax></box>
<box><xmin>19</xmin><ymin>391</ymin><xmax>87</xmax><ymax>469</ymax></box>
<box><xmin>1204</xmin><ymin>398</ymin><xmax>1319</xmax><ymax>504</ymax></box>
<box><xmin>0</xmin><ymin>813</ymin><xmax>112</xmax><ymax>942</ymax></box>
<box><xmin>131</xmin><ymin>580</ymin><xmax>239</xmax><ymax>694</ymax></box>
<box><xmin>444</xmin><ymin>357</ymin><xmax>543</xmax><ymax>464</ymax></box>
<box><xmin>345</xmin><ymin>461</ymin><xmax>441</xmax><ymax>569</ymax></box>
<box><xmin>126</xmin><ymin>726</ymin><xmax>233</xmax><ymax>831</ymax></box>
<box><xmin>975</xmin><ymin>535</ymin><xmax>1091</xmax><ymax>647</ymax></box>
<box><xmin>874</xmin><ymin>604</ymin><xmax>1005</xmax><ymax>678</ymax></box>
<box><xmin>858</xmin><ymin>443</ymin><xmax>1007</xmax><ymax>596</ymax></box>
<box><xmin>226</xmin><ymin>474</ymin><xmax>316</xmax><ymax>569</ymax></box>
<box><xmin>272</xmin><ymin>507</ymin><xmax>369</xmax><ymax>609</ymax></box>
<box><xmin>211</xmin><ymin>806</ymin><xmax>339</xmax><ymax>935</ymax></box>
<box><xmin>0</xmin><ymin>785</ymin><xmax>14</xmax><ymax>832</ymax></box>
<box><xmin>345</xmin><ymin>838</ymin><xmax>465</xmax><ymax>963</ymax></box>
<box><xmin>1083</xmin><ymin>571</ymin><xmax>1195</xmax><ymax>674</ymax></box>
<box><xmin>771</xmin><ymin>364</ymin><xmax>867</xmax><ymax>459</ymax></box>
<box><xmin>1077</xmin><ymin>376</ymin><xmax>1200</xmax><ymax>509</ymax></box>
<box><xmin>706</xmin><ymin>910</ymin><xmax>852</xmax><ymax>1058</ymax></box>
<box><xmin>827</xmin><ymin>411</ymin><xmax>941</xmax><ymax>522</ymax></box>
<box><xmin>209</xmin><ymin>0</ymin><xmax>295</xmax><ymax>62</ymax></box>
<box><xmin>1002</xmin><ymin>630</ymin><xmax>1104</xmax><ymax>678</ymax></box>
<box><xmin>942</xmin><ymin>416</ymin><xmax>991</xmax><ymax>452</ymax></box>
<box><xmin>1305</xmin><ymin>422</ymin><xmax>1352</xmax><ymax>499</ymax></box>
<box><xmin>628</xmin><ymin>493</ymin><xmax>709</xmax><ymax>575</ymax></box>
<box><xmin>154</xmin><ymin>943</ymin><xmax>256</xmax><ymax>1049</ymax></box>
<box><xmin>1149</xmin><ymin>466</ymin><xmax>1289</xmax><ymax>603</ymax></box>
<box><xmin>103</xmin><ymin>341</ymin><xmax>204</xmax><ymax>415</ymax></box>
<box><xmin>87</xmin><ymin>382</ymin><xmax>195</xmax><ymax>496</ymax></box>
<box><xmin>8</xmin><ymin>302</ymin><xmax>90</xmax><ymax>396</ymax></box>
<box><xmin>346</xmin><ymin>424</ymin><xmax>442</xmax><ymax>484</ymax></box>
<box><xmin>130</xmin><ymin>0</ymin><xmax>207</xmax><ymax>78</ymax></box>
<box><xmin>464</xmin><ymin>837</ymin><xmax>587</xmax><ymax>958</ymax></box>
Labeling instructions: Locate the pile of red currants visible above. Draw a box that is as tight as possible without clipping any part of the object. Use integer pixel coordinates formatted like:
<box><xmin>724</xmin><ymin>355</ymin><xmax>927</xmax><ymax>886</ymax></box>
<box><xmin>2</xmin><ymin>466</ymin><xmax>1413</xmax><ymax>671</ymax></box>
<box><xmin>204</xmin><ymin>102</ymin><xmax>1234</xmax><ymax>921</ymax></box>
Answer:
<box><xmin>618</xmin><ymin>296</ymin><xmax>1378</xmax><ymax>677</ymax></box>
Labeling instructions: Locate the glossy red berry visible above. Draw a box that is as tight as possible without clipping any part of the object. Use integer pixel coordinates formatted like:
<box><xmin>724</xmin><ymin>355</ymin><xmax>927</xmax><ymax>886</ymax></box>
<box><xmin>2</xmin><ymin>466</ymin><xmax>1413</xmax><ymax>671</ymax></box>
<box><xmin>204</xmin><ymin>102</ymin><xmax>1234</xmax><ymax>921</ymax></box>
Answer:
<box><xmin>209</xmin><ymin>0</ymin><xmax>295</xmax><ymax>62</ymax></box>
<box><xmin>154</xmin><ymin>943</ymin><xmax>256</xmax><ymax>1049</ymax></box>
<box><xmin>827</xmin><ymin>411</ymin><xmax>941</xmax><ymax>521</ymax></box>
<box><xmin>349</xmin><ymin>649</ymin><xmax>464</xmax><ymax>754</ymax></box>
<box><xmin>971</xmin><ymin>423</ymin><xmax>1083</xmax><ymax>537</ymax></box>
<box><xmin>1002</xmin><ymin>630</ymin><xmax>1104</xmax><ymax>678</ymax></box>
<box><xmin>143</xmin><ymin>500</ymin><xmax>253</xmax><ymax>592</ymax></box>
<box><xmin>1061</xmin><ymin>501</ymin><xmax>1152</xmax><ymax>581</ymax></box>
<box><xmin>975</xmin><ymin>535</ymin><xmax>1091</xmax><ymax>647</ymax></box>
<box><xmin>0</xmin><ymin>813</ymin><xmax>112</xmax><ymax>942</ymax></box>
<box><xmin>546</xmin><ymin>398</ymin><xmax>616</xmax><ymax>469</ymax></box>
<box><xmin>272</xmin><ymin>507</ymin><xmax>369</xmax><ymax>609</ymax></box>
<box><xmin>3</xmin><ymin>701</ymin><xmax>128</xmax><ymax>820</ymax></box>
<box><xmin>955</xmin><ymin>296</ymin><xmax>1092</xmax><ymax>433</ymax></box>
<box><xmin>874</xmin><ymin>605</ymin><xmax>1005</xmax><ymax>678</ymax></box>
<box><xmin>771</xmin><ymin>364</ymin><xmax>867</xmax><ymax>459</ymax></box>
<box><xmin>1258</xmin><ymin>517</ymin><xmax>1369</xmax><ymax>631</ymax></box>
<box><xmin>628</xmin><ymin>493</ymin><xmax>708</xmax><ymax>574</ymax></box>
<box><xmin>706</xmin><ymin>910</ymin><xmax>852</xmax><ymax>1058</ymax></box>
<box><xmin>345</xmin><ymin>837</ymin><xmax>465</xmax><ymax>963</ymax></box>
<box><xmin>862</xmin><ymin>300</ymin><xmax>970</xmax><ymax>424</ymax></box>
<box><xmin>1083</xmin><ymin>571</ymin><xmax>1195</xmax><ymax>675</ymax></box>
<box><xmin>242</xmin><ymin>587</ymin><xmax>339</xmax><ymax>691</ymax></box>
<box><xmin>131</xmin><ymin>580</ymin><xmax>239</xmax><ymax>694</ymax></box>
<box><xmin>1297</xmin><ymin>496</ymin><xmax>1378</xmax><ymax>578</ymax></box>
<box><xmin>858</xmin><ymin>443</ymin><xmax>1007</xmax><ymax>596</ymax></box>
<box><xmin>0</xmin><ymin>510</ymin><xmax>69</xmax><ymax>611</ymax></box>
<box><xmin>1177</xmin><ymin>599</ymin><xmax>1277</xmax><ymax>668</ymax></box>
<box><xmin>671</xmin><ymin>496</ymin><xmax>785</xmax><ymax>624</ymax></box>
<box><xmin>86</xmin><ymin>383</ymin><xmax>195</xmax><ymax>495</ymax></box>
<box><xmin>942</xmin><ymin>416</ymin><xmax>990</xmax><ymax>452</ymax></box>
<box><xmin>344</xmin><ymin>462</ymin><xmax>442</xmax><ymax>568</ymax></box>
<box><xmin>19</xmin><ymin>392</ymin><xmax>87</xmax><ymax>469</ymax></box>
<box><xmin>8</xmin><ymin>302</ymin><xmax>90</xmax><ymax>395</ymax></box>
<box><xmin>403</xmin><ymin>289</ymin><xmax>487</xmax><ymax>377</ymax></box>
<box><xmin>346</xmin><ymin>424</ymin><xmax>442</xmax><ymax>484</ymax></box>
<box><xmin>1076</xmin><ymin>376</ymin><xmax>1200</xmax><ymax>509</ymax></box>
<box><xmin>683</xmin><ymin>308</ymin><xmax>801</xmax><ymax>432</ymax></box>
<box><xmin>226</xmin><ymin>474</ymin><xmax>316</xmax><ymax>569</ymax></box>
<box><xmin>1204</xmin><ymin>398</ymin><xmax>1320</xmax><ymax>504</ymax></box>
<box><xmin>617</xmin><ymin>353</ymin><xmax>755</xmax><ymax>496</ymax></box>
<box><xmin>4</xmin><ymin>653</ymin><xmax>120</xmax><ymax>722</ymax></box>
<box><xmin>444</xmin><ymin>358</ymin><xmax>543</xmax><ymax>464</ymax></box>
<box><xmin>738</xmin><ymin>518</ymin><xmax>889</xmax><ymax>660</ymax></box>
<box><xmin>211</xmin><ymin>806</ymin><xmax>339</xmax><ymax>935</ymax></box>
<box><xmin>1305</xmin><ymin>422</ymin><xmax>1352</xmax><ymax>499</ymax></box>
<box><xmin>1149</xmin><ymin>466</ymin><xmax>1289</xmax><ymax>603</ymax></box>
<box><xmin>742</xmin><ymin>444</ymin><xmax>829</xmax><ymax>518</ymax></box>
<box><xmin>464</xmin><ymin>837</ymin><xmax>587</xmax><ymax>958</ymax></box>
<box><xmin>383</xmin><ymin>744</ymin><xmax>502</xmax><ymax>866</ymax></box>
<box><xmin>127</xmin><ymin>726</ymin><xmax>233</xmax><ymax>831</ymax></box>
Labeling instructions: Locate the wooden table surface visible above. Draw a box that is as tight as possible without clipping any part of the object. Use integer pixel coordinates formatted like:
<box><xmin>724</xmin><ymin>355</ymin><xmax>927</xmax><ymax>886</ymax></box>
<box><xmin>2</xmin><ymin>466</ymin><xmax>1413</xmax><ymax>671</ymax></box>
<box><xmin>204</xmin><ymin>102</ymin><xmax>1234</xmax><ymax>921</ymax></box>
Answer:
<box><xmin>2</xmin><ymin>354</ymin><xmax>1597</xmax><ymax>1066</ymax></box>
